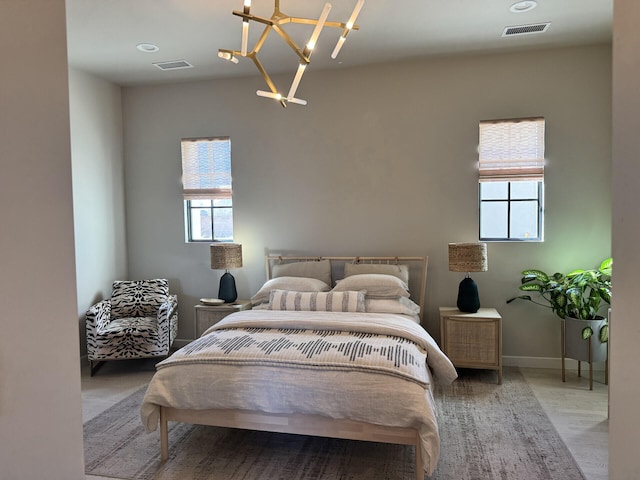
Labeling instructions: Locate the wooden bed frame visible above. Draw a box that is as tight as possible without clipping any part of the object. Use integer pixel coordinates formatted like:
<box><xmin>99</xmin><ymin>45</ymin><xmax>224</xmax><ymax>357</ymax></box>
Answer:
<box><xmin>158</xmin><ymin>255</ymin><xmax>429</xmax><ymax>480</ymax></box>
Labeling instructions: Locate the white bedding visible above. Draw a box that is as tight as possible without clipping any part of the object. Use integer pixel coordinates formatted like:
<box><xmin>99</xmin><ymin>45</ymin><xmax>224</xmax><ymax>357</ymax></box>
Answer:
<box><xmin>140</xmin><ymin>309</ymin><xmax>457</xmax><ymax>475</ymax></box>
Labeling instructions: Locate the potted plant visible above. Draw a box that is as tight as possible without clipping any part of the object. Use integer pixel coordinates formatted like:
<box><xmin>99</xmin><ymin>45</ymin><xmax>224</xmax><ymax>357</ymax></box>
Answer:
<box><xmin>506</xmin><ymin>258</ymin><xmax>612</xmax><ymax>372</ymax></box>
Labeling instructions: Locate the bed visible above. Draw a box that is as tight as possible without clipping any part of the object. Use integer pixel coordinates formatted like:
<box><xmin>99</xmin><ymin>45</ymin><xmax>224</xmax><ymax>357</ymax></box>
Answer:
<box><xmin>140</xmin><ymin>255</ymin><xmax>457</xmax><ymax>479</ymax></box>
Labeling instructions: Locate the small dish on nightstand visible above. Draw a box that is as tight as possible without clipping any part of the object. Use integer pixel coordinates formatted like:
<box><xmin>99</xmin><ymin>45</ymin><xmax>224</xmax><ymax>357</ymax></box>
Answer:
<box><xmin>200</xmin><ymin>298</ymin><xmax>225</xmax><ymax>306</ymax></box>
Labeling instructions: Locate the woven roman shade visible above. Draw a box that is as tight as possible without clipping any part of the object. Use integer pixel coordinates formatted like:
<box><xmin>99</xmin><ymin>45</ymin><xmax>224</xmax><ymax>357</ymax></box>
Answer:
<box><xmin>478</xmin><ymin>117</ymin><xmax>545</xmax><ymax>182</ymax></box>
<box><xmin>181</xmin><ymin>137</ymin><xmax>232</xmax><ymax>200</ymax></box>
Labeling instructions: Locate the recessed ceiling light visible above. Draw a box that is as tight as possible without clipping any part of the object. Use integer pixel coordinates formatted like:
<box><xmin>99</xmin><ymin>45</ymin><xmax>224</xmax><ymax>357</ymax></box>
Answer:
<box><xmin>136</xmin><ymin>43</ymin><xmax>159</xmax><ymax>53</ymax></box>
<box><xmin>509</xmin><ymin>1</ymin><xmax>537</xmax><ymax>13</ymax></box>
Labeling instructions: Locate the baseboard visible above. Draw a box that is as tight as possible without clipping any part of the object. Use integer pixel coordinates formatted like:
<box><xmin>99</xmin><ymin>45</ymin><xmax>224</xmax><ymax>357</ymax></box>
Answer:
<box><xmin>503</xmin><ymin>355</ymin><xmax>607</xmax><ymax>371</ymax></box>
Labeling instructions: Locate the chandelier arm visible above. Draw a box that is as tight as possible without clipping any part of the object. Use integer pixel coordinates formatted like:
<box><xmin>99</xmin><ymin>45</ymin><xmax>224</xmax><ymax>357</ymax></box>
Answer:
<box><xmin>250</xmin><ymin>54</ymin><xmax>286</xmax><ymax>107</ymax></box>
<box><xmin>271</xmin><ymin>24</ymin><xmax>309</xmax><ymax>63</ymax></box>
<box><xmin>276</xmin><ymin>17</ymin><xmax>293</xmax><ymax>25</ymax></box>
<box><xmin>251</xmin><ymin>24</ymin><xmax>273</xmax><ymax>54</ymax></box>
<box><xmin>289</xmin><ymin>18</ymin><xmax>360</xmax><ymax>31</ymax></box>
<box><xmin>232</xmin><ymin>11</ymin><xmax>274</xmax><ymax>27</ymax></box>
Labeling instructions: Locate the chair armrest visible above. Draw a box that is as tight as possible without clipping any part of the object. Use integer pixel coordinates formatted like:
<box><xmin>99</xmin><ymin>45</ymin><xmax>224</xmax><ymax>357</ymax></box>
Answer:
<box><xmin>157</xmin><ymin>294</ymin><xmax>178</xmax><ymax>325</ymax></box>
<box><xmin>86</xmin><ymin>299</ymin><xmax>111</xmax><ymax>331</ymax></box>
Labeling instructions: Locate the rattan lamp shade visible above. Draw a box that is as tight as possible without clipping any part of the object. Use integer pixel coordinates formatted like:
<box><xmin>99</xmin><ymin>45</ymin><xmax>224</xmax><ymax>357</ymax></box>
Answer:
<box><xmin>210</xmin><ymin>243</ymin><xmax>243</xmax><ymax>270</ymax></box>
<box><xmin>210</xmin><ymin>243</ymin><xmax>243</xmax><ymax>303</ymax></box>
<box><xmin>448</xmin><ymin>243</ymin><xmax>488</xmax><ymax>313</ymax></box>
<box><xmin>448</xmin><ymin>243</ymin><xmax>488</xmax><ymax>273</ymax></box>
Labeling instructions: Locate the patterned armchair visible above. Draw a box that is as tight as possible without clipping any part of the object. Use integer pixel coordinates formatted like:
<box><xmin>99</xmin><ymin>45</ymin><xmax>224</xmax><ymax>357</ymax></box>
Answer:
<box><xmin>86</xmin><ymin>278</ymin><xmax>178</xmax><ymax>375</ymax></box>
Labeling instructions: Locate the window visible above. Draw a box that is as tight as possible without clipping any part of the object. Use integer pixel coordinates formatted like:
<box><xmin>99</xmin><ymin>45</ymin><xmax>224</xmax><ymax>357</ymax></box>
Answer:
<box><xmin>181</xmin><ymin>137</ymin><xmax>234</xmax><ymax>242</ymax></box>
<box><xmin>478</xmin><ymin>117</ymin><xmax>545</xmax><ymax>241</ymax></box>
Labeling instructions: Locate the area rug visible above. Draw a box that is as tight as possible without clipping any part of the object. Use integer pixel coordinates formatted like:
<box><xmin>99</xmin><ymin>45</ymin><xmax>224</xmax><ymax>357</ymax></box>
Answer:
<box><xmin>84</xmin><ymin>367</ymin><xmax>585</xmax><ymax>479</ymax></box>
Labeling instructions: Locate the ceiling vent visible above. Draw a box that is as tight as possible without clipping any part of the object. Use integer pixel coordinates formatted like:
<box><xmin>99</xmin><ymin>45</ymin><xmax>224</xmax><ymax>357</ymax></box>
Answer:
<box><xmin>153</xmin><ymin>60</ymin><xmax>193</xmax><ymax>71</ymax></box>
<box><xmin>502</xmin><ymin>22</ymin><xmax>550</xmax><ymax>37</ymax></box>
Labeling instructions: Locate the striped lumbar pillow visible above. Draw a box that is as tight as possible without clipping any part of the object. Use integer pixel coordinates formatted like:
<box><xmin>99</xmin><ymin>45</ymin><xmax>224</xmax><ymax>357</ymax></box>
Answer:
<box><xmin>268</xmin><ymin>289</ymin><xmax>365</xmax><ymax>312</ymax></box>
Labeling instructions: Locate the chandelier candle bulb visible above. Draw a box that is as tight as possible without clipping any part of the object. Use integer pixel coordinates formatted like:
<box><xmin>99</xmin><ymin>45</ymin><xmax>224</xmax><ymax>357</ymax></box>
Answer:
<box><xmin>257</xmin><ymin>90</ymin><xmax>282</xmax><ymax>100</ymax></box>
<box><xmin>306</xmin><ymin>3</ymin><xmax>332</xmax><ymax>52</ymax></box>
<box><xmin>346</xmin><ymin>0</ymin><xmax>365</xmax><ymax>28</ymax></box>
<box><xmin>331</xmin><ymin>35</ymin><xmax>346</xmax><ymax>59</ymax></box>
<box><xmin>241</xmin><ymin>20</ymin><xmax>249</xmax><ymax>56</ymax></box>
<box><xmin>287</xmin><ymin>64</ymin><xmax>307</xmax><ymax>99</ymax></box>
<box><xmin>286</xmin><ymin>97</ymin><xmax>307</xmax><ymax>105</ymax></box>
<box><xmin>241</xmin><ymin>0</ymin><xmax>251</xmax><ymax>56</ymax></box>
<box><xmin>218</xmin><ymin>51</ymin><xmax>239</xmax><ymax>63</ymax></box>
<box><xmin>332</xmin><ymin>0</ymin><xmax>364</xmax><ymax>58</ymax></box>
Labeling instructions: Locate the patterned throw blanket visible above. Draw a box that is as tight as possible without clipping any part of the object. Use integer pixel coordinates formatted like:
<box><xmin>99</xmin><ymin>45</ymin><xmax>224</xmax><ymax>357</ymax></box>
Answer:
<box><xmin>157</xmin><ymin>312</ymin><xmax>436</xmax><ymax>387</ymax></box>
<box><xmin>160</xmin><ymin>326</ymin><xmax>429</xmax><ymax>387</ymax></box>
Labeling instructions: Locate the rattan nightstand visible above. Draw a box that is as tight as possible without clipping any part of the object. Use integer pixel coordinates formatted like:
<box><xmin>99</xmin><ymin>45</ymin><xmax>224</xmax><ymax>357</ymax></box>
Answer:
<box><xmin>439</xmin><ymin>307</ymin><xmax>502</xmax><ymax>384</ymax></box>
<box><xmin>194</xmin><ymin>300</ymin><xmax>252</xmax><ymax>338</ymax></box>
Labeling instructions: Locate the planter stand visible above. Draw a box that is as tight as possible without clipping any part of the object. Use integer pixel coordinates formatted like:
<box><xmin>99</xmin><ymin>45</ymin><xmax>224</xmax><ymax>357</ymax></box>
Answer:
<box><xmin>561</xmin><ymin>317</ymin><xmax>608</xmax><ymax>391</ymax></box>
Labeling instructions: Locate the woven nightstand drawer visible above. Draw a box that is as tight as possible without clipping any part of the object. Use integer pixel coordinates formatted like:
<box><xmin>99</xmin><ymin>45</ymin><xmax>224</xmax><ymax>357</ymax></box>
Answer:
<box><xmin>439</xmin><ymin>307</ymin><xmax>502</xmax><ymax>384</ymax></box>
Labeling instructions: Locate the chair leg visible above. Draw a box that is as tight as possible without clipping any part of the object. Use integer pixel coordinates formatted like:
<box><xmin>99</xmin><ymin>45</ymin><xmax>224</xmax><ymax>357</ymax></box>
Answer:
<box><xmin>90</xmin><ymin>360</ymin><xmax>105</xmax><ymax>376</ymax></box>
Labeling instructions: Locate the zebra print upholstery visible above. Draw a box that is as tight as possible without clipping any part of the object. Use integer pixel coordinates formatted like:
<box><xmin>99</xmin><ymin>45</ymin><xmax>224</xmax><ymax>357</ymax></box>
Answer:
<box><xmin>86</xmin><ymin>279</ymin><xmax>178</xmax><ymax>375</ymax></box>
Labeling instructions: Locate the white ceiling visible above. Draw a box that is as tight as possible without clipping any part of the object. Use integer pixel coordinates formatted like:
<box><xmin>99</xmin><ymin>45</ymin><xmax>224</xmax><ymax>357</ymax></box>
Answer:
<box><xmin>65</xmin><ymin>0</ymin><xmax>612</xmax><ymax>87</ymax></box>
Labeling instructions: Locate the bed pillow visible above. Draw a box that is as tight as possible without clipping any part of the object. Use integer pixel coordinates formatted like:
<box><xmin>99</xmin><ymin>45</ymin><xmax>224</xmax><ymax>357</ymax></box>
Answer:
<box><xmin>332</xmin><ymin>274</ymin><xmax>410</xmax><ymax>298</ymax></box>
<box><xmin>268</xmin><ymin>289</ymin><xmax>365</xmax><ymax>312</ymax></box>
<box><xmin>110</xmin><ymin>278</ymin><xmax>169</xmax><ymax>318</ymax></box>
<box><xmin>251</xmin><ymin>276</ymin><xmax>330</xmax><ymax>306</ymax></box>
<box><xmin>272</xmin><ymin>259</ymin><xmax>332</xmax><ymax>286</ymax></box>
<box><xmin>365</xmin><ymin>297</ymin><xmax>421</xmax><ymax>316</ymax></box>
<box><xmin>344</xmin><ymin>263</ymin><xmax>409</xmax><ymax>285</ymax></box>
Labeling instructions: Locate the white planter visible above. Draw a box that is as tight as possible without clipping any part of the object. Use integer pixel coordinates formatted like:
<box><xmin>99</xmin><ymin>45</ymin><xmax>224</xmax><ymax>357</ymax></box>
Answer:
<box><xmin>562</xmin><ymin>316</ymin><xmax>608</xmax><ymax>363</ymax></box>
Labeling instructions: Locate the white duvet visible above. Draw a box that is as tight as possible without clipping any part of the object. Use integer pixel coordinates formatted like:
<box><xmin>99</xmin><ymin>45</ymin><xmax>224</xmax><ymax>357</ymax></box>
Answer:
<box><xmin>140</xmin><ymin>309</ymin><xmax>457</xmax><ymax>475</ymax></box>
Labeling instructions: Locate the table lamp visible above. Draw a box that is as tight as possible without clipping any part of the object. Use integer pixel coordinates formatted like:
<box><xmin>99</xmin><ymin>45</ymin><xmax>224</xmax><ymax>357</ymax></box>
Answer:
<box><xmin>210</xmin><ymin>242</ymin><xmax>243</xmax><ymax>303</ymax></box>
<box><xmin>448</xmin><ymin>242</ymin><xmax>488</xmax><ymax>313</ymax></box>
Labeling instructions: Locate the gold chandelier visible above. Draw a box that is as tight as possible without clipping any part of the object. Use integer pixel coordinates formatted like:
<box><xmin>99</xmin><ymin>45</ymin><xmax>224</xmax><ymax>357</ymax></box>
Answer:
<box><xmin>218</xmin><ymin>0</ymin><xmax>365</xmax><ymax>107</ymax></box>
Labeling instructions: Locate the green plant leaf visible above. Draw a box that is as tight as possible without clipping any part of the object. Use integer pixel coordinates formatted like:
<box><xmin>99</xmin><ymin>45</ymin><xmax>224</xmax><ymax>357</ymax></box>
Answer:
<box><xmin>566</xmin><ymin>269</ymin><xmax>585</xmax><ymax>277</ymax></box>
<box><xmin>582</xmin><ymin>326</ymin><xmax>593</xmax><ymax>340</ymax></box>
<box><xmin>520</xmin><ymin>284</ymin><xmax>543</xmax><ymax>292</ymax></box>
<box><xmin>553</xmin><ymin>291</ymin><xmax>567</xmax><ymax>308</ymax></box>
<box><xmin>599</xmin><ymin>324</ymin><xmax>609</xmax><ymax>343</ymax></box>
<box><xmin>521</xmin><ymin>269</ymin><xmax>549</xmax><ymax>283</ymax></box>
<box><xmin>599</xmin><ymin>257</ymin><xmax>613</xmax><ymax>276</ymax></box>
<box><xmin>566</xmin><ymin>287</ymin><xmax>582</xmax><ymax>308</ymax></box>
<box><xmin>599</xmin><ymin>286</ymin><xmax>612</xmax><ymax>304</ymax></box>
<box><xmin>506</xmin><ymin>295</ymin><xmax>532</xmax><ymax>304</ymax></box>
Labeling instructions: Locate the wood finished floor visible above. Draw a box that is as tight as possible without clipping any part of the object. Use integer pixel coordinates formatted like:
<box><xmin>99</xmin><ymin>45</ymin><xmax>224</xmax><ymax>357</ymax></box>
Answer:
<box><xmin>82</xmin><ymin>360</ymin><xmax>609</xmax><ymax>480</ymax></box>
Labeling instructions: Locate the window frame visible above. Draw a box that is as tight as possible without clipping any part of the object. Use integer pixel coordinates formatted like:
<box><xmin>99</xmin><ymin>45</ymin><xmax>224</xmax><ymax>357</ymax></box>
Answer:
<box><xmin>479</xmin><ymin>180</ymin><xmax>544</xmax><ymax>242</ymax></box>
<box><xmin>184</xmin><ymin>198</ymin><xmax>234</xmax><ymax>243</ymax></box>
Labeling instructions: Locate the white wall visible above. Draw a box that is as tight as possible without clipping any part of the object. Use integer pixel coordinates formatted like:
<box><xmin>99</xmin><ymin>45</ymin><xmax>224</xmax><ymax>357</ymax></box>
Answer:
<box><xmin>0</xmin><ymin>1</ymin><xmax>84</xmax><ymax>478</ymax></box>
<box><xmin>610</xmin><ymin>0</ymin><xmax>640</xmax><ymax>477</ymax></box>
<box><xmin>69</xmin><ymin>68</ymin><xmax>127</xmax><ymax>356</ymax></box>
<box><xmin>122</xmin><ymin>44</ymin><xmax>612</xmax><ymax>363</ymax></box>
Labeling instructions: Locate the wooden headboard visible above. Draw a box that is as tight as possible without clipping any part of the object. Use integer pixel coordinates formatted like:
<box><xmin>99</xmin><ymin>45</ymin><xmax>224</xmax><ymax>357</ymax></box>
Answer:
<box><xmin>265</xmin><ymin>255</ymin><xmax>428</xmax><ymax>320</ymax></box>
